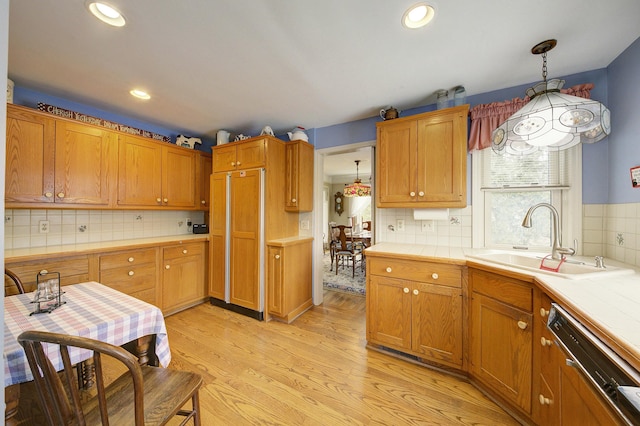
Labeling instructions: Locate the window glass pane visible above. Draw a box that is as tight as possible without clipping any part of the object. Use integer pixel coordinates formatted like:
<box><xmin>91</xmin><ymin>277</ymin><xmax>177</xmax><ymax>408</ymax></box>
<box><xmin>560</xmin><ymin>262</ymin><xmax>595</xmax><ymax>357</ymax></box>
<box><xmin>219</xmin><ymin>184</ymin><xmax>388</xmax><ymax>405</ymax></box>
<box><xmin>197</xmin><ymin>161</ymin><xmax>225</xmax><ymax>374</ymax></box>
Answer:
<box><xmin>487</xmin><ymin>191</ymin><xmax>552</xmax><ymax>247</ymax></box>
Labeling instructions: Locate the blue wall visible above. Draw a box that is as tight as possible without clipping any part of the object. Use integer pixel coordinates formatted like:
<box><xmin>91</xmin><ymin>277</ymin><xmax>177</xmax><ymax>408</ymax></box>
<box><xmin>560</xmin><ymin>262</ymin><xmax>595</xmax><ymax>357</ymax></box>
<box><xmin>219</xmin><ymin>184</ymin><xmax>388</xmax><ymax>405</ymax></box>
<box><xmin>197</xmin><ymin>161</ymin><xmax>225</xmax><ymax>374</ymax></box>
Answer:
<box><xmin>608</xmin><ymin>36</ymin><xmax>640</xmax><ymax>203</ymax></box>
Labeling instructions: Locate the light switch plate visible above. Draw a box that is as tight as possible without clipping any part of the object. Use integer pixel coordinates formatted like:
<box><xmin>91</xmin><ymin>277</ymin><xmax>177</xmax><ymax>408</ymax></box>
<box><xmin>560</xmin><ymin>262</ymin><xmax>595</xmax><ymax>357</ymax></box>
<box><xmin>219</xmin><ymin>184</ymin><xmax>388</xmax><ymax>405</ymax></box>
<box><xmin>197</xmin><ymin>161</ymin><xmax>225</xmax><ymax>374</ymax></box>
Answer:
<box><xmin>396</xmin><ymin>219</ymin><xmax>405</xmax><ymax>231</ymax></box>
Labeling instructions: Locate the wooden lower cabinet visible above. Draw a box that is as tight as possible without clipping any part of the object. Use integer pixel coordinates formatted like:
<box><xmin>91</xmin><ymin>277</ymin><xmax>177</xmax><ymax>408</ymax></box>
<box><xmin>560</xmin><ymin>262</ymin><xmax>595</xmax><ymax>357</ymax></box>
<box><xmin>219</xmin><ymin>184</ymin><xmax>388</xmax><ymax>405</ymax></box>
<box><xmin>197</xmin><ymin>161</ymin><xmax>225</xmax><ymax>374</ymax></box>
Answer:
<box><xmin>161</xmin><ymin>242</ymin><xmax>207</xmax><ymax>315</ymax></box>
<box><xmin>266</xmin><ymin>238</ymin><xmax>313</xmax><ymax>323</ymax></box>
<box><xmin>99</xmin><ymin>248</ymin><xmax>158</xmax><ymax>305</ymax></box>
<box><xmin>366</xmin><ymin>256</ymin><xmax>464</xmax><ymax>369</ymax></box>
<box><xmin>469</xmin><ymin>268</ymin><xmax>533</xmax><ymax>418</ymax></box>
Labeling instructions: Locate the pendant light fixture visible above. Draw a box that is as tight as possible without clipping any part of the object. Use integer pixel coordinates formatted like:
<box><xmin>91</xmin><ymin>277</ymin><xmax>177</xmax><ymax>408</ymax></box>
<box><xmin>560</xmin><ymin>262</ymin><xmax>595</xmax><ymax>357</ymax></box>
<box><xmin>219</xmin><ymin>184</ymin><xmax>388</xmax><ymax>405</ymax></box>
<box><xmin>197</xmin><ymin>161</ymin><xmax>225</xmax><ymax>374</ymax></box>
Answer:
<box><xmin>492</xmin><ymin>39</ymin><xmax>611</xmax><ymax>155</ymax></box>
<box><xmin>343</xmin><ymin>160</ymin><xmax>371</xmax><ymax>197</ymax></box>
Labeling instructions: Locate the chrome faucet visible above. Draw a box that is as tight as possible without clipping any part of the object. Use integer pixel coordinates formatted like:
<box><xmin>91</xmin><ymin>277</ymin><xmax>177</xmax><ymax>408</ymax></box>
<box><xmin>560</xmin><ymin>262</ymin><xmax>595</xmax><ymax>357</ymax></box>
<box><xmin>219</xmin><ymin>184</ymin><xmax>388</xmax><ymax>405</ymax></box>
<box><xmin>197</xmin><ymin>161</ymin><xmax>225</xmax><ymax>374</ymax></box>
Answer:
<box><xmin>521</xmin><ymin>203</ymin><xmax>575</xmax><ymax>261</ymax></box>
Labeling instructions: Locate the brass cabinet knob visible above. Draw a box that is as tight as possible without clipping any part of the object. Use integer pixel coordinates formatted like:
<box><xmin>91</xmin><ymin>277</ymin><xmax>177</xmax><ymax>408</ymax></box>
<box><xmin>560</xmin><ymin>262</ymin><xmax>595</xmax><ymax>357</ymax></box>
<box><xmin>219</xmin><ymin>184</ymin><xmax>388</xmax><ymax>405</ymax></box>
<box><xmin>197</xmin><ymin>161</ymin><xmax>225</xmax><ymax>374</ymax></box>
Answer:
<box><xmin>539</xmin><ymin>394</ymin><xmax>552</xmax><ymax>405</ymax></box>
<box><xmin>418</xmin><ymin>191</ymin><xmax>425</xmax><ymax>197</ymax></box>
<box><xmin>128</xmin><ymin>257</ymin><xmax>134</xmax><ymax>262</ymax></box>
<box><xmin>291</xmin><ymin>198</ymin><xmax>297</xmax><ymax>203</ymax></box>
<box><xmin>182</xmin><ymin>249</ymin><xmax>188</xmax><ymax>254</ymax></box>
<box><xmin>275</xmin><ymin>254</ymin><xmax>280</xmax><ymax>260</ymax></box>
<box><xmin>540</xmin><ymin>308</ymin><xmax>549</xmax><ymax>317</ymax></box>
<box><xmin>128</xmin><ymin>271</ymin><xmax>134</xmax><ymax>276</ymax></box>
<box><xmin>201</xmin><ymin>200</ymin><xmax>206</xmax><ymax>204</ymax></box>
<box><xmin>403</xmin><ymin>287</ymin><xmax>409</xmax><ymax>293</ymax></box>
<box><xmin>386</xmin><ymin>267</ymin><xmax>392</xmax><ymax>273</ymax></box>
<box><xmin>165</xmin><ymin>265</ymin><xmax>170</xmax><ymax>269</ymax></box>
<box><xmin>517</xmin><ymin>321</ymin><xmax>528</xmax><ymax>330</ymax></box>
<box><xmin>156</xmin><ymin>197</ymin><xmax>162</xmax><ymax>203</ymax></box>
<box><xmin>57</xmin><ymin>192</ymin><xmax>65</xmax><ymax>198</ymax></box>
<box><xmin>410</xmin><ymin>191</ymin><xmax>416</xmax><ymax>197</ymax></box>
<box><xmin>44</xmin><ymin>192</ymin><xmax>53</xmax><ymax>198</ymax></box>
<box><xmin>541</xmin><ymin>337</ymin><xmax>553</xmax><ymax>347</ymax></box>
<box><xmin>163</xmin><ymin>198</ymin><xmax>168</xmax><ymax>203</ymax></box>
<box><xmin>431</xmin><ymin>273</ymin><xmax>439</xmax><ymax>280</ymax></box>
<box><xmin>412</xmin><ymin>289</ymin><xmax>419</xmax><ymax>296</ymax></box>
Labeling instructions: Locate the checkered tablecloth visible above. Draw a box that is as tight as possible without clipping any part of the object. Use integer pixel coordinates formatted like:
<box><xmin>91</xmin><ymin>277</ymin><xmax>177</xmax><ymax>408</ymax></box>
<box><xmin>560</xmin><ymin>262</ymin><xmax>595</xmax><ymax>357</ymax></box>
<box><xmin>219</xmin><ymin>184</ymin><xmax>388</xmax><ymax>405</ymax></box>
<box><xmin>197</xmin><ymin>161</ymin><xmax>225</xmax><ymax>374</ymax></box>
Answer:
<box><xmin>4</xmin><ymin>282</ymin><xmax>171</xmax><ymax>387</ymax></box>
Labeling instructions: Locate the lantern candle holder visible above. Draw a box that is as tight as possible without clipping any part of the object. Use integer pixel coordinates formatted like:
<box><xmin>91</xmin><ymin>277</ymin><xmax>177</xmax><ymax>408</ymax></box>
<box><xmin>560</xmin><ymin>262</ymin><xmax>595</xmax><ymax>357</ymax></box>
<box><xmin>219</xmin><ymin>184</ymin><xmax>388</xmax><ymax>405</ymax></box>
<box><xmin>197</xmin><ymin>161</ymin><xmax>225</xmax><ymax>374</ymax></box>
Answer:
<box><xmin>31</xmin><ymin>271</ymin><xmax>66</xmax><ymax>315</ymax></box>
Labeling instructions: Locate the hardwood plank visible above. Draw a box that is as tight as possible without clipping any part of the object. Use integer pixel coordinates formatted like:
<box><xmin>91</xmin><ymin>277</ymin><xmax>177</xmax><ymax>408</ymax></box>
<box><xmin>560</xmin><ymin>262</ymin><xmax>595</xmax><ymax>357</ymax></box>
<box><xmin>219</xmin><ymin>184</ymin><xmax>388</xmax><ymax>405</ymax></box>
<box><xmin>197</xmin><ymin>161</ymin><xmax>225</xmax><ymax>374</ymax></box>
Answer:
<box><xmin>16</xmin><ymin>290</ymin><xmax>519</xmax><ymax>425</ymax></box>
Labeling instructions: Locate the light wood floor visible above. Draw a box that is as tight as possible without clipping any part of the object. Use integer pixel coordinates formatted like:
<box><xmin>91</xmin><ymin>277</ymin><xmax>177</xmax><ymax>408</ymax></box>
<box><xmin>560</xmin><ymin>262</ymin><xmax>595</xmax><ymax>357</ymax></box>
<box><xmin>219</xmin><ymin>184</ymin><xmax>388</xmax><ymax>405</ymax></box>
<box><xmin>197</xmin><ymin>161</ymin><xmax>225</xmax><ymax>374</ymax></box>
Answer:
<box><xmin>163</xmin><ymin>290</ymin><xmax>520</xmax><ymax>425</ymax></box>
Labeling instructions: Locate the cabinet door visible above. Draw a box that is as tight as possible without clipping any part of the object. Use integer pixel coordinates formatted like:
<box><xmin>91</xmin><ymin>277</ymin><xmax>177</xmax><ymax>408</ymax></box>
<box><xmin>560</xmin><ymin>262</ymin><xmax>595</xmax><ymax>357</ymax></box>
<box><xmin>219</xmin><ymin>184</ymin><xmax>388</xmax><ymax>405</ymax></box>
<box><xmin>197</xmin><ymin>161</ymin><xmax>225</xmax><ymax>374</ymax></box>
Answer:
<box><xmin>163</xmin><ymin>146</ymin><xmax>196</xmax><ymax>208</ymax></box>
<box><xmin>412</xmin><ymin>282</ymin><xmax>463</xmax><ymax>368</ymax></box>
<box><xmin>367</xmin><ymin>275</ymin><xmax>412</xmax><ymax>350</ymax></box>
<box><xmin>285</xmin><ymin>141</ymin><xmax>313</xmax><ymax>212</ymax></box>
<box><xmin>415</xmin><ymin>109</ymin><xmax>466</xmax><ymax>205</ymax></box>
<box><xmin>209</xmin><ymin>173</ymin><xmax>227</xmax><ymax>300</ymax></box>
<box><xmin>5</xmin><ymin>107</ymin><xmax>56</xmax><ymax>204</ymax></box>
<box><xmin>266</xmin><ymin>246</ymin><xmax>284</xmax><ymax>315</ymax></box>
<box><xmin>236</xmin><ymin>139</ymin><xmax>265</xmax><ymax>170</ymax></box>
<box><xmin>54</xmin><ymin>121</ymin><xmax>116</xmax><ymax>206</ymax></box>
<box><xmin>212</xmin><ymin>144</ymin><xmax>237</xmax><ymax>172</ymax></box>
<box><xmin>118</xmin><ymin>135</ymin><xmax>163</xmax><ymax>206</ymax></box>
<box><xmin>229</xmin><ymin>169</ymin><xmax>261</xmax><ymax>311</ymax></box>
<box><xmin>471</xmin><ymin>292</ymin><xmax>533</xmax><ymax>414</ymax></box>
<box><xmin>162</xmin><ymin>243</ymin><xmax>205</xmax><ymax>313</ymax></box>
<box><xmin>198</xmin><ymin>154</ymin><xmax>212</xmax><ymax>210</ymax></box>
<box><xmin>377</xmin><ymin>119</ymin><xmax>417</xmax><ymax>205</ymax></box>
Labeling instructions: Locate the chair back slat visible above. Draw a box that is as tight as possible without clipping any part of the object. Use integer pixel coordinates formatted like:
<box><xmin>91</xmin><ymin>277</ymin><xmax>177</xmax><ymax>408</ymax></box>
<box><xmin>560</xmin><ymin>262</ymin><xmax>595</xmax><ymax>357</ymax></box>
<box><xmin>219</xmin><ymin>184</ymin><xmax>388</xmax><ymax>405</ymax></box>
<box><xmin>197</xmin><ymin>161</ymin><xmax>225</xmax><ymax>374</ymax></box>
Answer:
<box><xmin>4</xmin><ymin>268</ymin><xmax>26</xmax><ymax>296</ymax></box>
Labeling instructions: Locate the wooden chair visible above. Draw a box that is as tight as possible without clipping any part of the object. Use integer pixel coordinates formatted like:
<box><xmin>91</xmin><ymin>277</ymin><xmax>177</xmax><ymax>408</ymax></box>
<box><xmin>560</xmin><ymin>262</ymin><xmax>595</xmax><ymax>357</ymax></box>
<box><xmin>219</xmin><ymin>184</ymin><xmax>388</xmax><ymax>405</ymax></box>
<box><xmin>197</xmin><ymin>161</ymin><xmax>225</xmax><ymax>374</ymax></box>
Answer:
<box><xmin>4</xmin><ymin>268</ymin><xmax>26</xmax><ymax>296</ymax></box>
<box><xmin>18</xmin><ymin>330</ymin><xmax>203</xmax><ymax>426</ymax></box>
<box><xmin>332</xmin><ymin>225</ymin><xmax>364</xmax><ymax>277</ymax></box>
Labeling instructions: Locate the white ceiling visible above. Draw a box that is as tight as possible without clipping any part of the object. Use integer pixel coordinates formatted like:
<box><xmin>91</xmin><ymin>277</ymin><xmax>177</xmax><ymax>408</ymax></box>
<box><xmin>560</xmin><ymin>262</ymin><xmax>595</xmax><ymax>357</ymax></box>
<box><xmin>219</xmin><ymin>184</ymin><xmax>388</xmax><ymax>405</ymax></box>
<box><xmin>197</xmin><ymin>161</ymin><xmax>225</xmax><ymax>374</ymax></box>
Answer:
<box><xmin>8</xmin><ymin>1</ymin><xmax>640</xmax><ymax>157</ymax></box>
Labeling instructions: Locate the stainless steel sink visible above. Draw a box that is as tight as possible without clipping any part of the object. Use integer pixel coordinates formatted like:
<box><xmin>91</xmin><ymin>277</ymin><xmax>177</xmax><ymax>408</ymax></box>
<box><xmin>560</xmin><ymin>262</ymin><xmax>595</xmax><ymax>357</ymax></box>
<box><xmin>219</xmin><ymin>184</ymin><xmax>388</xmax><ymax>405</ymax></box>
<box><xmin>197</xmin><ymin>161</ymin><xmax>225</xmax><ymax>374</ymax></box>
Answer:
<box><xmin>467</xmin><ymin>251</ymin><xmax>635</xmax><ymax>280</ymax></box>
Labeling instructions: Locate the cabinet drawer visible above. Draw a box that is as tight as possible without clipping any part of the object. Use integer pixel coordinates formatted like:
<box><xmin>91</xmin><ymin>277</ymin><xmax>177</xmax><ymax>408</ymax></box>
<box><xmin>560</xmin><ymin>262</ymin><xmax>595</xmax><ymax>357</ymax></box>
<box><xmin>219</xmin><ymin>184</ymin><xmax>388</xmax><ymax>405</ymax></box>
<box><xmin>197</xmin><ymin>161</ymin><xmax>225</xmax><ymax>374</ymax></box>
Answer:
<box><xmin>163</xmin><ymin>243</ymin><xmax>203</xmax><ymax>260</ymax></box>
<box><xmin>368</xmin><ymin>258</ymin><xmax>461</xmax><ymax>287</ymax></box>
<box><xmin>470</xmin><ymin>269</ymin><xmax>532</xmax><ymax>312</ymax></box>
<box><xmin>6</xmin><ymin>256</ymin><xmax>90</xmax><ymax>291</ymax></box>
<box><xmin>100</xmin><ymin>248</ymin><xmax>157</xmax><ymax>269</ymax></box>
<box><xmin>99</xmin><ymin>264</ymin><xmax>157</xmax><ymax>294</ymax></box>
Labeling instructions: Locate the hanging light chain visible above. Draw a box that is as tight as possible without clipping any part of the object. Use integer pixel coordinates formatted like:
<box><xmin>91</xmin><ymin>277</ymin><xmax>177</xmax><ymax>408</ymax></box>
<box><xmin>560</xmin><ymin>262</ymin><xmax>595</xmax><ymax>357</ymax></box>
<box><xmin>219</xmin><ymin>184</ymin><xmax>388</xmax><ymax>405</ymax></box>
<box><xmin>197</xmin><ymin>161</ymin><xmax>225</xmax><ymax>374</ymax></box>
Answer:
<box><xmin>541</xmin><ymin>51</ymin><xmax>548</xmax><ymax>82</ymax></box>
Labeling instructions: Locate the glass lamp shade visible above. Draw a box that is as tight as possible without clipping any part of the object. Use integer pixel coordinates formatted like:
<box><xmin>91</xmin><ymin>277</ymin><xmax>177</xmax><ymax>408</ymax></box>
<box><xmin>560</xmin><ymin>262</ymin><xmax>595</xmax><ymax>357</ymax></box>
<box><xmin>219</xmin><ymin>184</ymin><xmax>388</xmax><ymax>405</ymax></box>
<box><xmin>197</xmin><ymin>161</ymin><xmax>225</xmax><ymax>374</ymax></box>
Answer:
<box><xmin>492</xmin><ymin>79</ymin><xmax>611</xmax><ymax>155</ymax></box>
<box><xmin>343</xmin><ymin>180</ymin><xmax>371</xmax><ymax>197</ymax></box>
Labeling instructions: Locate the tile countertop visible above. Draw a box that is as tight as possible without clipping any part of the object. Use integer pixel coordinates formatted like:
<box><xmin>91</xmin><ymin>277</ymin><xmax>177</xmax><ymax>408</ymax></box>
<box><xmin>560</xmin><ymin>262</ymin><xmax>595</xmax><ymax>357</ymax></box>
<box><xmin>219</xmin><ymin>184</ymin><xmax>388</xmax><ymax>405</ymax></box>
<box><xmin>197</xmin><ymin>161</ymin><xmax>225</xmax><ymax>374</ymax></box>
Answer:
<box><xmin>4</xmin><ymin>234</ymin><xmax>209</xmax><ymax>262</ymax></box>
<box><xmin>365</xmin><ymin>242</ymin><xmax>640</xmax><ymax>372</ymax></box>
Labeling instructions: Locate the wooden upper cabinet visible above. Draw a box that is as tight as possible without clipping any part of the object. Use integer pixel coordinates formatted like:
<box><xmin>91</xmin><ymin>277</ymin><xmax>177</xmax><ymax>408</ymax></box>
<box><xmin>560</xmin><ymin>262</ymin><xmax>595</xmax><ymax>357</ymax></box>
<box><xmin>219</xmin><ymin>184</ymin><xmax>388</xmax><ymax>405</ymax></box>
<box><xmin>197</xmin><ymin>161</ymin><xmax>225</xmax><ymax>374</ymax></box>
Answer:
<box><xmin>163</xmin><ymin>145</ymin><xmax>197</xmax><ymax>208</ymax></box>
<box><xmin>197</xmin><ymin>153</ymin><xmax>212</xmax><ymax>210</ymax></box>
<box><xmin>118</xmin><ymin>134</ymin><xmax>163</xmax><ymax>207</ymax></box>
<box><xmin>376</xmin><ymin>105</ymin><xmax>468</xmax><ymax>208</ymax></box>
<box><xmin>285</xmin><ymin>140</ymin><xmax>314</xmax><ymax>212</ymax></box>
<box><xmin>6</xmin><ymin>105</ymin><xmax>56</xmax><ymax>204</ymax></box>
<box><xmin>118</xmin><ymin>134</ymin><xmax>197</xmax><ymax>208</ymax></box>
<box><xmin>54</xmin><ymin>121</ymin><xmax>117</xmax><ymax>206</ymax></box>
<box><xmin>212</xmin><ymin>138</ymin><xmax>265</xmax><ymax>172</ymax></box>
<box><xmin>5</xmin><ymin>104</ymin><xmax>116</xmax><ymax>208</ymax></box>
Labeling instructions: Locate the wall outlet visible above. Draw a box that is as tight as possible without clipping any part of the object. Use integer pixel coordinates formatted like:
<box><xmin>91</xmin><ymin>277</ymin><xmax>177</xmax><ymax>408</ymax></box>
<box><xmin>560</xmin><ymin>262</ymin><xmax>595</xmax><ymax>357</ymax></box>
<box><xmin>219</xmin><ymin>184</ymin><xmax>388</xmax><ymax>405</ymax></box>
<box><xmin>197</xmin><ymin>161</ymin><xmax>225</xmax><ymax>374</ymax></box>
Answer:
<box><xmin>300</xmin><ymin>219</ymin><xmax>310</xmax><ymax>230</ymax></box>
<box><xmin>396</xmin><ymin>219</ymin><xmax>405</xmax><ymax>232</ymax></box>
<box><xmin>39</xmin><ymin>220</ymin><xmax>50</xmax><ymax>234</ymax></box>
<box><xmin>421</xmin><ymin>220</ymin><xmax>435</xmax><ymax>233</ymax></box>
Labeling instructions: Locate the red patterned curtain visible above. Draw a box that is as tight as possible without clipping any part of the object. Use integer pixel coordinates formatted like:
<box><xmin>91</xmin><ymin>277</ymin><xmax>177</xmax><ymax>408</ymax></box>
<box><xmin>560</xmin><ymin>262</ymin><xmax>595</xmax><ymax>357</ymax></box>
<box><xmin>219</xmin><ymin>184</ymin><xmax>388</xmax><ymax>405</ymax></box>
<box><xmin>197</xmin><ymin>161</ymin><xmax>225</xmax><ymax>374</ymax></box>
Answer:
<box><xmin>468</xmin><ymin>83</ymin><xmax>594</xmax><ymax>151</ymax></box>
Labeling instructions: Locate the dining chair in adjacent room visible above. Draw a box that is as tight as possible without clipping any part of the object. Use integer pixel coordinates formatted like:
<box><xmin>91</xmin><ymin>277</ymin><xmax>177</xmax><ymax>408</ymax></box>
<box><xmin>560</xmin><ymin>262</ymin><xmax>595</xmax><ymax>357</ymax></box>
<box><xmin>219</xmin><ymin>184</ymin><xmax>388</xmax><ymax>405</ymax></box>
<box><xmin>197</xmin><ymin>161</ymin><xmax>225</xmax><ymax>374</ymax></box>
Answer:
<box><xmin>18</xmin><ymin>330</ymin><xmax>203</xmax><ymax>426</ymax></box>
<box><xmin>332</xmin><ymin>225</ymin><xmax>364</xmax><ymax>277</ymax></box>
<box><xmin>4</xmin><ymin>268</ymin><xmax>25</xmax><ymax>296</ymax></box>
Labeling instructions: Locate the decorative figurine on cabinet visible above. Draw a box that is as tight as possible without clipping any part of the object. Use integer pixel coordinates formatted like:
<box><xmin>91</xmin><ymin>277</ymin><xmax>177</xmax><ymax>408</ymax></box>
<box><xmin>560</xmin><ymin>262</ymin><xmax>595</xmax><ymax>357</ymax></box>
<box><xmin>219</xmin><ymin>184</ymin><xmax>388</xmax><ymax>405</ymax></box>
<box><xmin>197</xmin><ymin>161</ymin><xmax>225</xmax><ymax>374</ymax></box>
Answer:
<box><xmin>334</xmin><ymin>192</ymin><xmax>344</xmax><ymax>216</ymax></box>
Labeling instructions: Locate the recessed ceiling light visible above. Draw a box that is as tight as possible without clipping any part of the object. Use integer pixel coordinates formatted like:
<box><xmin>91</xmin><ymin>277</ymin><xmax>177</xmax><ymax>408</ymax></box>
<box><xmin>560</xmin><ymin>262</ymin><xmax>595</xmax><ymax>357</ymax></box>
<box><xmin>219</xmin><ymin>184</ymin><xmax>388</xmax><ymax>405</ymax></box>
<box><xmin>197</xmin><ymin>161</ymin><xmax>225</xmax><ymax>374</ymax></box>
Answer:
<box><xmin>130</xmin><ymin>89</ymin><xmax>150</xmax><ymax>100</ymax></box>
<box><xmin>402</xmin><ymin>3</ymin><xmax>435</xmax><ymax>29</ymax></box>
<box><xmin>86</xmin><ymin>1</ymin><xmax>126</xmax><ymax>27</ymax></box>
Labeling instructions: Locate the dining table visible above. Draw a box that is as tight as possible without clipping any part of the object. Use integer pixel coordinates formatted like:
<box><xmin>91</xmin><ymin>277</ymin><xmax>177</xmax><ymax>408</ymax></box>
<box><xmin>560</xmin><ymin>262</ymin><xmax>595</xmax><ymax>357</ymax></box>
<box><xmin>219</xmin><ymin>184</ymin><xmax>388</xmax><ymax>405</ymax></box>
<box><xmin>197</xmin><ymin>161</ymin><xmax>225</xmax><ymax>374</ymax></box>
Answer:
<box><xmin>3</xmin><ymin>281</ymin><xmax>172</xmax><ymax>425</ymax></box>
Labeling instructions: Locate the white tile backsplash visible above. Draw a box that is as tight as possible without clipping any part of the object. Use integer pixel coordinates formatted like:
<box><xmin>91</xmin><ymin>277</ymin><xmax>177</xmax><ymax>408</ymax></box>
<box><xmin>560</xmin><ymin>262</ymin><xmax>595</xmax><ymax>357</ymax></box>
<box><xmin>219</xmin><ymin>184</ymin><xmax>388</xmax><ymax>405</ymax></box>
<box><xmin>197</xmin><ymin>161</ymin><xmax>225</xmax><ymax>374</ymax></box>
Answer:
<box><xmin>4</xmin><ymin>209</ymin><xmax>204</xmax><ymax>249</ymax></box>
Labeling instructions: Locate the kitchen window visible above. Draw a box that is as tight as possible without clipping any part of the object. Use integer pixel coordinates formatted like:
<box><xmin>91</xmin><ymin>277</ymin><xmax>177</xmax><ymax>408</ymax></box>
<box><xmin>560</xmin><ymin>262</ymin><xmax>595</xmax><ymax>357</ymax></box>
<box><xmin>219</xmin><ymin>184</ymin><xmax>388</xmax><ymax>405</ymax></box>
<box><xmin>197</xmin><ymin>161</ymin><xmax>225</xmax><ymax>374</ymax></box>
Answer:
<box><xmin>472</xmin><ymin>145</ymin><xmax>582</xmax><ymax>252</ymax></box>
